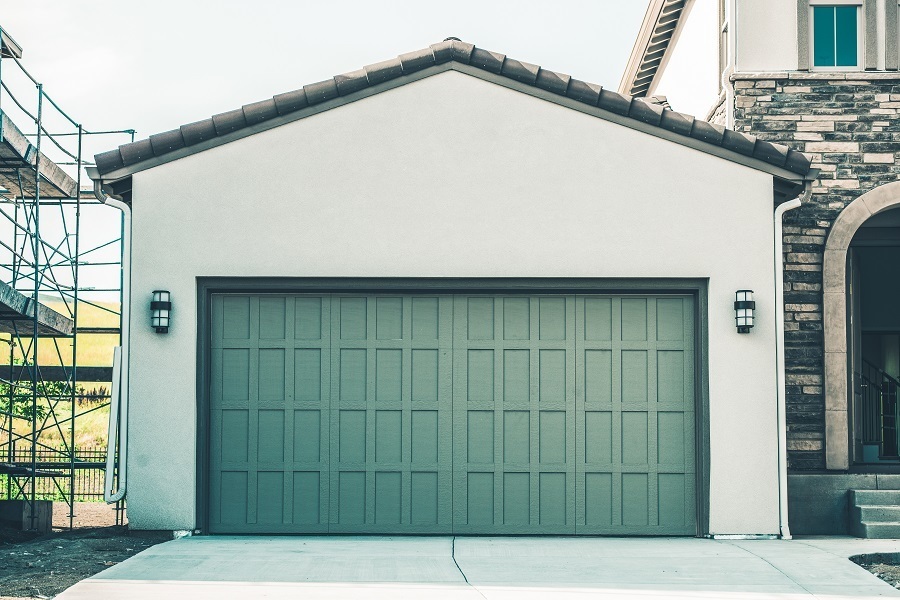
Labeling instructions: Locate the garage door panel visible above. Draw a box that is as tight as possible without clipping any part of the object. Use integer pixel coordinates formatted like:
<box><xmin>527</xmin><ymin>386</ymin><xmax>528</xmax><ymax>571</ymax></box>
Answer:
<box><xmin>453</xmin><ymin>295</ymin><xmax>576</xmax><ymax>534</ymax></box>
<box><xmin>211</xmin><ymin>291</ymin><xmax>696</xmax><ymax>535</ymax></box>
<box><xmin>221</xmin><ymin>296</ymin><xmax>250</xmax><ymax>340</ymax></box>
<box><xmin>209</xmin><ymin>294</ymin><xmax>331</xmax><ymax>533</ymax></box>
<box><xmin>575</xmin><ymin>295</ymin><xmax>696</xmax><ymax>535</ymax></box>
<box><xmin>288</xmin><ymin>295</ymin><xmax>332</xmax><ymax>531</ymax></box>
<box><xmin>328</xmin><ymin>295</ymin><xmax>453</xmax><ymax>533</ymax></box>
<box><xmin>295</xmin><ymin>297</ymin><xmax>324</xmax><ymax>340</ymax></box>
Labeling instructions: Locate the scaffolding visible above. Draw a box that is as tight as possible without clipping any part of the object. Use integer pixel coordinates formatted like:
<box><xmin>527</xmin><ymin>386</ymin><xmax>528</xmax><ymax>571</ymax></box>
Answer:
<box><xmin>0</xmin><ymin>27</ymin><xmax>132</xmax><ymax>529</ymax></box>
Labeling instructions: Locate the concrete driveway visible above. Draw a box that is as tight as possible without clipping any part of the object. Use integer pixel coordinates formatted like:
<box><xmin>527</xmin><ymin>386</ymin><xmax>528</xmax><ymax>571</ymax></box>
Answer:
<box><xmin>56</xmin><ymin>536</ymin><xmax>900</xmax><ymax>599</ymax></box>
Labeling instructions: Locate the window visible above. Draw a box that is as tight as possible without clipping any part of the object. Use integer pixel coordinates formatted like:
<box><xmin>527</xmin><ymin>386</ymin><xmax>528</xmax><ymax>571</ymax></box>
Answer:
<box><xmin>812</xmin><ymin>4</ymin><xmax>860</xmax><ymax>67</ymax></box>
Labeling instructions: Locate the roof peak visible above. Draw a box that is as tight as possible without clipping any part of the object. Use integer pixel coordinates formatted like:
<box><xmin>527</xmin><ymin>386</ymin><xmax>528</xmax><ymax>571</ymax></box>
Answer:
<box><xmin>92</xmin><ymin>38</ymin><xmax>813</xmax><ymax>186</ymax></box>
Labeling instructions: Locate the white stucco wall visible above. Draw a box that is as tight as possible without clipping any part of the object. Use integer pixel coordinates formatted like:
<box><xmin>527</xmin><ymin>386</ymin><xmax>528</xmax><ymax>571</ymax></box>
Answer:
<box><xmin>653</xmin><ymin>0</ymin><xmax>721</xmax><ymax>118</ymax></box>
<box><xmin>126</xmin><ymin>70</ymin><xmax>780</xmax><ymax>535</ymax></box>
<box><xmin>736</xmin><ymin>0</ymin><xmax>798</xmax><ymax>71</ymax></box>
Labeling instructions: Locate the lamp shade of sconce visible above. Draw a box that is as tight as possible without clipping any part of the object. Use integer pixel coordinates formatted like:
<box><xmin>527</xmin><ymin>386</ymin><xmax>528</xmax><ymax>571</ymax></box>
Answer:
<box><xmin>734</xmin><ymin>290</ymin><xmax>755</xmax><ymax>334</ymax></box>
<box><xmin>151</xmin><ymin>290</ymin><xmax>171</xmax><ymax>334</ymax></box>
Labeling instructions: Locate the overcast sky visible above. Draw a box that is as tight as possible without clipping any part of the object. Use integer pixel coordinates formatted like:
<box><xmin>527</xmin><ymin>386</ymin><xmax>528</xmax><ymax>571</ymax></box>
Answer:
<box><xmin>2</xmin><ymin>1</ymin><xmax>649</xmax><ymax>168</ymax></box>
<box><xmin>0</xmin><ymin>2</ymin><xmax>650</xmax><ymax>299</ymax></box>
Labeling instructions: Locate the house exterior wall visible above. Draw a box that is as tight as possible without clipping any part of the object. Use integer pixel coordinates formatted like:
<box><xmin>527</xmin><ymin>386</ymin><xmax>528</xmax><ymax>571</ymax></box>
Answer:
<box><xmin>731</xmin><ymin>72</ymin><xmax>900</xmax><ymax>471</ymax></box>
<box><xmin>735</xmin><ymin>0</ymin><xmax>798</xmax><ymax>72</ymax></box>
<box><xmin>125</xmin><ymin>70</ymin><xmax>782</xmax><ymax>534</ymax></box>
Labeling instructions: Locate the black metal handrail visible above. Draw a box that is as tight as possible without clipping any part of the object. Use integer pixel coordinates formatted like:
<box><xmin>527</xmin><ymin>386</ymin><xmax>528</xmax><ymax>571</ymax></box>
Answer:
<box><xmin>857</xmin><ymin>359</ymin><xmax>900</xmax><ymax>460</ymax></box>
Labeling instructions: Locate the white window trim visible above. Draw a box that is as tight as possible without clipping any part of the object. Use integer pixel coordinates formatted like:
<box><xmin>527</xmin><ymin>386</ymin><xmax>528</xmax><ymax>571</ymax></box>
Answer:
<box><xmin>809</xmin><ymin>3</ymin><xmax>864</xmax><ymax>71</ymax></box>
<box><xmin>809</xmin><ymin>0</ymin><xmax>862</xmax><ymax>5</ymax></box>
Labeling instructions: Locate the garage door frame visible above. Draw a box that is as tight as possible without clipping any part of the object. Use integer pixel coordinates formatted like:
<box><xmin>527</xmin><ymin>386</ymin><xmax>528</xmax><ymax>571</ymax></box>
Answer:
<box><xmin>196</xmin><ymin>277</ymin><xmax>710</xmax><ymax>536</ymax></box>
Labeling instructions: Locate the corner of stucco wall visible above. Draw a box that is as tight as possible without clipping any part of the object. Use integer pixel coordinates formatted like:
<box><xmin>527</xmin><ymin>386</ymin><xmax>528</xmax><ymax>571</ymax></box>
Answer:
<box><xmin>124</xmin><ymin>171</ymin><xmax>199</xmax><ymax>531</ymax></box>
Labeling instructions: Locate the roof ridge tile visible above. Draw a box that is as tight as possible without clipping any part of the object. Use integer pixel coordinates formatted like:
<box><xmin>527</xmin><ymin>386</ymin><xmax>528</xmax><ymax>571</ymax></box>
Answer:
<box><xmin>449</xmin><ymin>39</ymin><xmax>475</xmax><ymax>63</ymax></box>
<box><xmin>118</xmin><ymin>138</ymin><xmax>153</xmax><ymax>165</ymax></box>
<box><xmin>753</xmin><ymin>139</ymin><xmax>789</xmax><ymax>167</ymax></box>
<box><xmin>628</xmin><ymin>98</ymin><xmax>665</xmax><ymax>126</ymax></box>
<box><xmin>303</xmin><ymin>79</ymin><xmax>339</xmax><ymax>105</ymax></box>
<box><xmin>148</xmin><ymin>129</ymin><xmax>186</xmax><ymax>155</ymax></box>
<box><xmin>211</xmin><ymin>108</ymin><xmax>247</xmax><ymax>136</ymax></box>
<box><xmin>690</xmin><ymin>120</ymin><xmax>725</xmax><ymax>145</ymax></box>
<box><xmin>469</xmin><ymin>48</ymin><xmax>505</xmax><ymax>74</ymax></box>
<box><xmin>242</xmin><ymin>98</ymin><xmax>279</xmax><ymax>125</ymax></box>
<box><xmin>659</xmin><ymin>110</ymin><xmax>694</xmax><ymax>136</ymax></box>
<box><xmin>180</xmin><ymin>118</ymin><xmax>216</xmax><ymax>147</ymax></box>
<box><xmin>334</xmin><ymin>69</ymin><xmax>369</xmax><ymax>96</ymax></box>
<box><xmin>722</xmin><ymin>128</ymin><xmax>756</xmax><ymax>156</ymax></box>
<box><xmin>565</xmin><ymin>79</ymin><xmax>602</xmax><ymax>105</ymax></box>
<box><xmin>272</xmin><ymin>89</ymin><xmax>308</xmax><ymax>115</ymax></box>
<box><xmin>398</xmin><ymin>47</ymin><xmax>435</xmax><ymax>73</ymax></box>
<box><xmin>598</xmin><ymin>89</ymin><xmax>631</xmax><ymax>116</ymax></box>
<box><xmin>535</xmin><ymin>69</ymin><xmax>570</xmax><ymax>96</ymax></box>
<box><xmin>364</xmin><ymin>58</ymin><xmax>404</xmax><ymax>86</ymax></box>
<box><xmin>430</xmin><ymin>40</ymin><xmax>454</xmax><ymax>64</ymax></box>
<box><xmin>501</xmin><ymin>58</ymin><xmax>540</xmax><ymax>85</ymax></box>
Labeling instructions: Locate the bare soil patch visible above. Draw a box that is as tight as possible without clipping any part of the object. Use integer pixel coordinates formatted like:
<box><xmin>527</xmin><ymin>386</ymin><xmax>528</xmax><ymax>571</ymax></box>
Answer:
<box><xmin>851</xmin><ymin>553</ymin><xmax>900</xmax><ymax>591</ymax></box>
<box><xmin>0</xmin><ymin>502</ymin><xmax>167</xmax><ymax>599</ymax></box>
<box><xmin>50</xmin><ymin>501</ymin><xmax>121</xmax><ymax>530</ymax></box>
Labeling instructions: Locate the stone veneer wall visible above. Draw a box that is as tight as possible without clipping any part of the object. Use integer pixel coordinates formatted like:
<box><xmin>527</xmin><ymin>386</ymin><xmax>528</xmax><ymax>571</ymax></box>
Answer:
<box><xmin>729</xmin><ymin>73</ymin><xmax>900</xmax><ymax>470</ymax></box>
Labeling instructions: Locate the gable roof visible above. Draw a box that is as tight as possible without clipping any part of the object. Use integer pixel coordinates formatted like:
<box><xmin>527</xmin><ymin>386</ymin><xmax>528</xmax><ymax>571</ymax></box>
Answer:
<box><xmin>619</xmin><ymin>0</ymin><xmax>688</xmax><ymax>98</ymax></box>
<box><xmin>92</xmin><ymin>37</ymin><xmax>813</xmax><ymax>193</ymax></box>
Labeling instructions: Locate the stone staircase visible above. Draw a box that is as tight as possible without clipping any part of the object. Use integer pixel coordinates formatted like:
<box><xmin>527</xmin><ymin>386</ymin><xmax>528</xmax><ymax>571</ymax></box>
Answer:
<box><xmin>851</xmin><ymin>490</ymin><xmax>900</xmax><ymax>538</ymax></box>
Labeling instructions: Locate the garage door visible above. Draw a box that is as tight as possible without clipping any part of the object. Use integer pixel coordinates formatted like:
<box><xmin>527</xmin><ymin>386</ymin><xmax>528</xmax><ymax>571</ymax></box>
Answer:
<box><xmin>208</xmin><ymin>293</ymin><xmax>696</xmax><ymax>535</ymax></box>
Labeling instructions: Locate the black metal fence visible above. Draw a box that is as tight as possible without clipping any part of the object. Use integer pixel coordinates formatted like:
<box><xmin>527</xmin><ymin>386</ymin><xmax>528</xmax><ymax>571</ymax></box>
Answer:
<box><xmin>1</xmin><ymin>445</ymin><xmax>107</xmax><ymax>502</ymax></box>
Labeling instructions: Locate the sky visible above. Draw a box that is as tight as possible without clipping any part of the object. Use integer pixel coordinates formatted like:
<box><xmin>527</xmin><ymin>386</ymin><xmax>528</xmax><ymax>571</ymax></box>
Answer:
<box><xmin>2</xmin><ymin>1</ymin><xmax>650</xmax><ymax>167</ymax></box>
<box><xmin>0</xmin><ymin>1</ymin><xmax>650</xmax><ymax>299</ymax></box>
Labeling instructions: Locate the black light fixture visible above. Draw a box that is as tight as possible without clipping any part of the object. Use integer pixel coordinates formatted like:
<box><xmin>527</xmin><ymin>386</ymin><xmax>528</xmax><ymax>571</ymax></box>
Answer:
<box><xmin>151</xmin><ymin>290</ymin><xmax>171</xmax><ymax>333</ymax></box>
<box><xmin>734</xmin><ymin>290</ymin><xmax>755</xmax><ymax>334</ymax></box>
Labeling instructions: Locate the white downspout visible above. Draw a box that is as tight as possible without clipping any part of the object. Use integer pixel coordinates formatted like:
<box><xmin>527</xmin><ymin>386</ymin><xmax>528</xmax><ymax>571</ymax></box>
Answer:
<box><xmin>90</xmin><ymin>173</ymin><xmax>131</xmax><ymax>504</ymax></box>
<box><xmin>775</xmin><ymin>182</ymin><xmax>812</xmax><ymax>540</ymax></box>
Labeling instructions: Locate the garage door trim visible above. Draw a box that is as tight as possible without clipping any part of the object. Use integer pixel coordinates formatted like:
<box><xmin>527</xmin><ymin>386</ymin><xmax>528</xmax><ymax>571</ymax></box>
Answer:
<box><xmin>196</xmin><ymin>277</ymin><xmax>710</xmax><ymax>535</ymax></box>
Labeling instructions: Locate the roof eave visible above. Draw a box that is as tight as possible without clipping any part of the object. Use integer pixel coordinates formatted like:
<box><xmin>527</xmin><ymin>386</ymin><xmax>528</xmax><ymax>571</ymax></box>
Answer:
<box><xmin>618</xmin><ymin>0</ymin><xmax>688</xmax><ymax>98</ymax></box>
<box><xmin>619</xmin><ymin>0</ymin><xmax>668</xmax><ymax>95</ymax></box>
<box><xmin>91</xmin><ymin>39</ymin><xmax>815</xmax><ymax>188</ymax></box>
<box><xmin>91</xmin><ymin>62</ymin><xmax>814</xmax><ymax>192</ymax></box>
<box><xmin>90</xmin><ymin>62</ymin><xmax>455</xmax><ymax>183</ymax></box>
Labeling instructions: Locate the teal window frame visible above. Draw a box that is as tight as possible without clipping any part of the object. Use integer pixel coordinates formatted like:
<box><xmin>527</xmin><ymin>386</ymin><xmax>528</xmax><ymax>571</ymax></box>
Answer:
<box><xmin>812</xmin><ymin>4</ymin><xmax>860</xmax><ymax>68</ymax></box>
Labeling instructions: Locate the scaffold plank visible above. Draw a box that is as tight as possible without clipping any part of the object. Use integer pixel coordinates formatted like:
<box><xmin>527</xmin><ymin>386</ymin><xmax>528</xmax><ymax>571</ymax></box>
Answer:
<box><xmin>0</xmin><ymin>110</ymin><xmax>78</xmax><ymax>199</ymax></box>
<box><xmin>0</xmin><ymin>281</ymin><xmax>74</xmax><ymax>337</ymax></box>
<box><xmin>0</xmin><ymin>30</ymin><xmax>23</xmax><ymax>59</ymax></box>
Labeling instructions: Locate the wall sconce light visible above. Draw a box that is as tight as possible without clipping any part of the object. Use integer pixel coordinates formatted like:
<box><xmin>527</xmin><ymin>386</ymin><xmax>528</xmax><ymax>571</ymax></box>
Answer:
<box><xmin>734</xmin><ymin>290</ymin><xmax>755</xmax><ymax>334</ymax></box>
<box><xmin>151</xmin><ymin>290</ymin><xmax>171</xmax><ymax>333</ymax></box>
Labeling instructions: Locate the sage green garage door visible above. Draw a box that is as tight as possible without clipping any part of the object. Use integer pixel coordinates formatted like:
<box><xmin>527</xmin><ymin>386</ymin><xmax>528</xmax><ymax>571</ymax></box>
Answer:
<box><xmin>208</xmin><ymin>293</ymin><xmax>696</xmax><ymax>535</ymax></box>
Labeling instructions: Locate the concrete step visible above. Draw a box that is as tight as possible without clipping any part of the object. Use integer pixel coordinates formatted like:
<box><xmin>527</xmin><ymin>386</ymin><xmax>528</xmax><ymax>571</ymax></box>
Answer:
<box><xmin>852</xmin><ymin>521</ymin><xmax>900</xmax><ymax>539</ymax></box>
<box><xmin>850</xmin><ymin>489</ymin><xmax>900</xmax><ymax>506</ymax></box>
<box><xmin>852</xmin><ymin>504</ymin><xmax>900</xmax><ymax>522</ymax></box>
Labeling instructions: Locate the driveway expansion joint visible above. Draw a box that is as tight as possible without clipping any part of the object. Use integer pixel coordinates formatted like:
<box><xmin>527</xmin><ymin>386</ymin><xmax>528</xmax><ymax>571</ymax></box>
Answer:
<box><xmin>451</xmin><ymin>537</ymin><xmax>487</xmax><ymax>600</ymax></box>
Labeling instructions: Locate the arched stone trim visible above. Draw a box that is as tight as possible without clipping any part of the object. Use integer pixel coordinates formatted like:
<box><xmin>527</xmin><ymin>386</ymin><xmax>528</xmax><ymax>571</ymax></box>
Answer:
<box><xmin>823</xmin><ymin>181</ymin><xmax>900</xmax><ymax>470</ymax></box>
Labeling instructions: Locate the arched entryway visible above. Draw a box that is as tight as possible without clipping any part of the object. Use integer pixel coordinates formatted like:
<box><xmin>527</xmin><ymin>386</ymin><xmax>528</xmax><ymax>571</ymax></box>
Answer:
<box><xmin>824</xmin><ymin>181</ymin><xmax>900</xmax><ymax>470</ymax></box>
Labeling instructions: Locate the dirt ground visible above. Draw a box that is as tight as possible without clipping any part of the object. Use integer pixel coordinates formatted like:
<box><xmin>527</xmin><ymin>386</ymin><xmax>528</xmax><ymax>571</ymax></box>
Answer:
<box><xmin>861</xmin><ymin>562</ymin><xmax>900</xmax><ymax>590</ymax></box>
<box><xmin>853</xmin><ymin>554</ymin><xmax>900</xmax><ymax>591</ymax></box>
<box><xmin>0</xmin><ymin>502</ymin><xmax>168</xmax><ymax>599</ymax></box>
